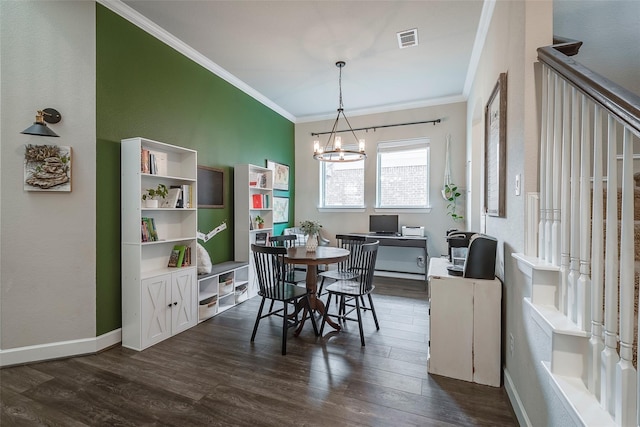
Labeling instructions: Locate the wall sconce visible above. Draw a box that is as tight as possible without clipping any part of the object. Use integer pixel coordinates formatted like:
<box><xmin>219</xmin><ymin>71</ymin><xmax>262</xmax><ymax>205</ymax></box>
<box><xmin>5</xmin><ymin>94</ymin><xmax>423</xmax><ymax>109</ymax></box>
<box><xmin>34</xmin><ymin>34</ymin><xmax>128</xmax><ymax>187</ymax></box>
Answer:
<box><xmin>21</xmin><ymin>108</ymin><xmax>62</xmax><ymax>137</ymax></box>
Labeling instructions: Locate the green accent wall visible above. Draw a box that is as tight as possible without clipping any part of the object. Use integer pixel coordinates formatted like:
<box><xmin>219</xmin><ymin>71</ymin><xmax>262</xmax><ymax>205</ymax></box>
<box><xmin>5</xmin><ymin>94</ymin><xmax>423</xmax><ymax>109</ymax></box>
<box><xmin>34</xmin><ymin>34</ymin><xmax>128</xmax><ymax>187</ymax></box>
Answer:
<box><xmin>96</xmin><ymin>5</ymin><xmax>295</xmax><ymax>334</ymax></box>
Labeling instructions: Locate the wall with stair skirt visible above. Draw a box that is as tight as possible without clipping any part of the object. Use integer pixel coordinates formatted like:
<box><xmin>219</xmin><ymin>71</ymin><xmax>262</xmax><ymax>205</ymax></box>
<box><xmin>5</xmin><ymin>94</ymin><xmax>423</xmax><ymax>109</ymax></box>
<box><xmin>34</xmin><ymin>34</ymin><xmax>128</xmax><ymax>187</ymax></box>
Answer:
<box><xmin>465</xmin><ymin>1</ymin><xmax>578</xmax><ymax>426</ymax></box>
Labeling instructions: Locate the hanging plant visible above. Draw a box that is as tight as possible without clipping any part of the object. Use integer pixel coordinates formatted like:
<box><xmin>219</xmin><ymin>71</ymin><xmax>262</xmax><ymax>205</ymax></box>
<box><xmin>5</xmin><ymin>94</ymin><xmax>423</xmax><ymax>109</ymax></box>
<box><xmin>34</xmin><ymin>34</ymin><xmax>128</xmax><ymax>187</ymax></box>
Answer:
<box><xmin>444</xmin><ymin>183</ymin><xmax>464</xmax><ymax>222</ymax></box>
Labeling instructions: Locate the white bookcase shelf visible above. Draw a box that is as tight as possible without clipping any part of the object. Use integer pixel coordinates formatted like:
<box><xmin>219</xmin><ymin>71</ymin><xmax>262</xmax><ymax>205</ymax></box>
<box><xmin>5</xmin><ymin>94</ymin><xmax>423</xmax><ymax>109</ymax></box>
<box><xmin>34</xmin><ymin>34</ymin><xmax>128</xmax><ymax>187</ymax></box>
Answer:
<box><xmin>121</xmin><ymin>137</ymin><xmax>198</xmax><ymax>351</ymax></box>
<box><xmin>197</xmin><ymin>261</ymin><xmax>249</xmax><ymax>322</ymax></box>
<box><xmin>234</xmin><ymin>164</ymin><xmax>274</xmax><ymax>293</ymax></box>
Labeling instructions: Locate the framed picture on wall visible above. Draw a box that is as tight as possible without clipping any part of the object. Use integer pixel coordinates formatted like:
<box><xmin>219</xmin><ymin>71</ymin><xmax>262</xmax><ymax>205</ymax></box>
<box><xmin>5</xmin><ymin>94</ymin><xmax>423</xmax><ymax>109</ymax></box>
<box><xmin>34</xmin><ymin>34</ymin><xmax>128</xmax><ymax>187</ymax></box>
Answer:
<box><xmin>484</xmin><ymin>72</ymin><xmax>507</xmax><ymax>217</ymax></box>
<box><xmin>266</xmin><ymin>160</ymin><xmax>289</xmax><ymax>191</ymax></box>
<box><xmin>273</xmin><ymin>196</ymin><xmax>289</xmax><ymax>223</ymax></box>
<box><xmin>24</xmin><ymin>145</ymin><xmax>72</xmax><ymax>192</ymax></box>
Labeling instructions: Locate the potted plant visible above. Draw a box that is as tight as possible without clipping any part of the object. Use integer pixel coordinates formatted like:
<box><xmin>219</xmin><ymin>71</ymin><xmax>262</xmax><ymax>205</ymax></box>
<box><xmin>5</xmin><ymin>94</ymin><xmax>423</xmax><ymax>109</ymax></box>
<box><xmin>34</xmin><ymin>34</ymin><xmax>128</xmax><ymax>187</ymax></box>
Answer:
<box><xmin>443</xmin><ymin>183</ymin><xmax>464</xmax><ymax>222</ymax></box>
<box><xmin>299</xmin><ymin>220</ymin><xmax>322</xmax><ymax>252</ymax></box>
<box><xmin>142</xmin><ymin>183</ymin><xmax>168</xmax><ymax>208</ymax></box>
<box><xmin>255</xmin><ymin>215</ymin><xmax>265</xmax><ymax>229</ymax></box>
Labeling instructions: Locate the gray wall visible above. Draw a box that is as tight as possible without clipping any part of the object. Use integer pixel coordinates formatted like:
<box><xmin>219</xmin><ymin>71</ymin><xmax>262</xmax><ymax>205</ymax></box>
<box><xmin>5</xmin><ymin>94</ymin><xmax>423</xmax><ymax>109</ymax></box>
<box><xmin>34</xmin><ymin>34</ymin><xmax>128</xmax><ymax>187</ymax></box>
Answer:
<box><xmin>294</xmin><ymin>102</ymin><xmax>467</xmax><ymax>259</ymax></box>
<box><xmin>555</xmin><ymin>0</ymin><xmax>640</xmax><ymax>96</ymax></box>
<box><xmin>0</xmin><ymin>1</ymin><xmax>97</xmax><ymax>353</ymax></box>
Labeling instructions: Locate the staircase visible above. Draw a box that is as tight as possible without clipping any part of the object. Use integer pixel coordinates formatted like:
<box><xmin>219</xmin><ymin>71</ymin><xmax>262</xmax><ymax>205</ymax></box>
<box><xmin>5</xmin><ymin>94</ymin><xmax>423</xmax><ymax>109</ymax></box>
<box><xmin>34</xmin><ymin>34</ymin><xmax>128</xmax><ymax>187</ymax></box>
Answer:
<box><xmin>513</xmin><ymin>37</ymin><xmax>640</xmax><ymax>426</ymax></box>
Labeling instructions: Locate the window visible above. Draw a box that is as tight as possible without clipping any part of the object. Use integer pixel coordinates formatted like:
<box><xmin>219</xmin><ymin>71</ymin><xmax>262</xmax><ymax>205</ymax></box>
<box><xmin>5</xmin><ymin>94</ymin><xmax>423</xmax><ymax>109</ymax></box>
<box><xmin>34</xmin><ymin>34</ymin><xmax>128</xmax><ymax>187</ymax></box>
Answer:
<box><xmin>376</xmin><ymin>139</ymin><xmax>430</xmax><ymax>208</ymax></box>
<box><xmin>319</xmin><ymin>152</ymin><xmax>365</xmax><ymax>208</ymax></box>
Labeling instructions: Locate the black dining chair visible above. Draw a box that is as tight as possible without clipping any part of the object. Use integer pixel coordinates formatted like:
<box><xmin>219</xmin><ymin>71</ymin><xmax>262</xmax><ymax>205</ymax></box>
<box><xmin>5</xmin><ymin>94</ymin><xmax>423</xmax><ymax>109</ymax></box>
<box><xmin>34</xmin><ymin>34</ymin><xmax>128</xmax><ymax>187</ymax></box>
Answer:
<box><xmin>320</xmin><ymin>241</ymin><xmax>380</xmax><ymax>346</ymax></box>
<box><xmin>317</xmin><ymin>234</ymin><xmax>367</xmax><ymax>297</ymax></box>
<box><xmin>269</xmin><ymin>234</ymin><xmax>306</xmax><ymax>285</ymax></box>
<box><xmin>251</xmin><ymin>244</ymin><xmax>318</xmax><ymax>355</ymax></box>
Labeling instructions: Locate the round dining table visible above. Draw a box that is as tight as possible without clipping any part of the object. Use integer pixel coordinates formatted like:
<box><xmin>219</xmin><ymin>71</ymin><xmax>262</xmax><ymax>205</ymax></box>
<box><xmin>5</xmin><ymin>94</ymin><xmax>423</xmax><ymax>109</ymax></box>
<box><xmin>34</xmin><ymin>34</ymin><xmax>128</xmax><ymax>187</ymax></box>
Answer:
<box><xmin>285</xmin><ymin>245</ymin><xmax>349</xmax><ymax>335</ymax></box>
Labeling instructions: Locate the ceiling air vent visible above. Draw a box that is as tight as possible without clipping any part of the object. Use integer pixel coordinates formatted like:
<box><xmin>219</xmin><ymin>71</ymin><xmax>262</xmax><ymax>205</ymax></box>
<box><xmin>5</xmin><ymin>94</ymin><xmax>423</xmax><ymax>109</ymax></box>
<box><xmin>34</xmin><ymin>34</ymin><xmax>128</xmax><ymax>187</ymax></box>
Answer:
<box><xmin>397</xmin><ymin>28</ymin><xmax>418</xmax><ymax>49</ymax></box>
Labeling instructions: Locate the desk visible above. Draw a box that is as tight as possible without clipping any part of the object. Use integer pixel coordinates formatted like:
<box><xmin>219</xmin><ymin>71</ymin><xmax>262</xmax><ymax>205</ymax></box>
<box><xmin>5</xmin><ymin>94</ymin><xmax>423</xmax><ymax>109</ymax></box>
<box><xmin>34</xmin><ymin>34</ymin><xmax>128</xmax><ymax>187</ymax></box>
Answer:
<box><xmin>285</xmin><ymin>246</ymin><xmax>350</xmax><ymax>335</ymax></box>
<box><xmin>345</xmin><ymin>233</ymin><xmax>428</xmax><ymax>280</ymax></box>
<box><xmin>427</xmin><ymin>257</ymin><xmax>502</xmax><ymax>387</ymax></box>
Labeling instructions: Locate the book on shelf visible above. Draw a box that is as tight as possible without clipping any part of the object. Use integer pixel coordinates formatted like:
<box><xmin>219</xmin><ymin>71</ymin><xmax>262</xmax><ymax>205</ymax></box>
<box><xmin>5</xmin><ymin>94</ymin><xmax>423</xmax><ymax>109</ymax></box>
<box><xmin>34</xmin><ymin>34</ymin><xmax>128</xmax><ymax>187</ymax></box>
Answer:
<box><xmin>161</xmin><ymin>187</ymin><xmax>181</xmax><ymax>208</ymax></box>
<box><xmin>148</xmin><ymin>149</ymin><xmax>168</xmax><ymax>176</ymax></box>
<box><xmin>252</xmin><ymin>194</ymin><xmax>263</xmax><ymax>209</ymax></box>
<box><xmin>169</xmin><ymin>245</ymin><xmax>186</xmax><ymax>268</ymax></box>
<box><xmin>182</xmin><ymin>184</ymin><xmax>192</xmax><ymax>208</ymax></box>
<box><xmin>249</xmin><ymin>172</ymin><xmax>268</xmax><ymax>188</ymax></box>
<box><xmin>255</xmin><ymin>232</ymin><xmax>269</xmax><ymax>246</ymax></box>
<box><xmin>167</xmin><ymin>247</ymin><xmax>181</xmax><ymax>267</ymax></box>
<box><xmin>141</xmin><ymin>148</ymin><xmax>150</xmax><ymax>174</ymax></box>
<box><xmin>249</xmin><ymin>172</ymin><xmax>260</xmax><ymax>187</ymax></box>
<box><xmin>141</xmin><ymin>217</ymin><xmax>159</xmax><ymax>242</ymax></box>
<box><xmin>183</xmin><ymin>245</ymin><xmax>191</xmax><ymax>266</ymax></box>
<box><xmin>167</xmin><ymin>244</ymin><xmax>191</xmax><ymax>267</ymax></box>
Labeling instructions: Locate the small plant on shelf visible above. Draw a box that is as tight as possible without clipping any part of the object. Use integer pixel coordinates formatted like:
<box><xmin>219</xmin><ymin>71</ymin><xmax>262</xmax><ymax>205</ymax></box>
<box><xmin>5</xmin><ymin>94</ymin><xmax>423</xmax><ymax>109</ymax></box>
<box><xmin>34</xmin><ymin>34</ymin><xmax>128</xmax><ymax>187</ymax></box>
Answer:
<box><xmin>255</xmin><ymin>215</ymin><xmax>265</xmax><ymax>229</ymax></box>
<box><xmin>142</xmin><ymin>183</ymin><xmax>168</xmax><ymax>201</ymax></box>
<box><xmin>443</xmin><ymin>183</ymin><xmax>464</xmax><ymax>222</ymax></box>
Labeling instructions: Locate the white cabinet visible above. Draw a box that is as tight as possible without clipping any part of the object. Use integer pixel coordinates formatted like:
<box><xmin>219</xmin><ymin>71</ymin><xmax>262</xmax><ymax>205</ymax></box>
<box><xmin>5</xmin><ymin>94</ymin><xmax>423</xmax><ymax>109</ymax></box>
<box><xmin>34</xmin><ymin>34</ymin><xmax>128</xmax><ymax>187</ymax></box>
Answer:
<box><xmin>234</xmin><ymin>164</ymin><xmax>273</xmax><ymax>295</ymax></box>
<box><xmin>427</xmin><ymin>257</ymin><xmax>502</xmax><ymax>387</ymax></box>
<box><xmin>197</xmin><ymin>261</ymin><xmax>249</xmax><ymax>322</ymax></box>
<box><xmin>139</xmin><ymin>269</ymin><xmax>197</xmax><ymax>349</ymax></box>
<box><xmin>121</xmin><ymin>137</ymin><xmax>198</xmax><ymax>351</ymax></box>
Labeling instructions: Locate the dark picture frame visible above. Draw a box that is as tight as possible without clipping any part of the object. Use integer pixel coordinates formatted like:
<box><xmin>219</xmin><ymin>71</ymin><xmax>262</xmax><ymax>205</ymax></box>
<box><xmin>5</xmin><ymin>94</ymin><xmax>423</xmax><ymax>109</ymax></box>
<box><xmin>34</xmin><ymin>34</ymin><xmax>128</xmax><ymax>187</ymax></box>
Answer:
<box><xmin>273</xmin><ymin>196</ymin><xmax>289</xmax><ymax>223</ymax></box>
<box><xmin>484</xmin><ymin>73</ymin><xmax>507</xmax><ymax>217</ymax></box>
<box><xmin>266</xmin><ymin>160</ymin><xmax>289</xmax><ymax>191</ymax></box>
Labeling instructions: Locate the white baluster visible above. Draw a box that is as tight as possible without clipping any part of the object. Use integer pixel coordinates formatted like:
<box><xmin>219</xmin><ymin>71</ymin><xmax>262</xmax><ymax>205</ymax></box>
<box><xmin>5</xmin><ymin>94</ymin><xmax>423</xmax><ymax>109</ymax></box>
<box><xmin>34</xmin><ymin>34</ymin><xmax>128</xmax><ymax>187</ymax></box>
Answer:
<box><xmin>558</xmin><ymin>81</ymin><xmax>572</xmax><ymax>314</ymax></box>
<box><xmin>600</xmin><ymin>116</ymin><xmax>619</xmax><ymax>416</ymax></box>
<box><xmin>539</xmin><ymin>66</ymin><xmax>549</xmax><ymax>260</ymax></box>
<box><xmin>588</xmin><ymin>105</ymin><xmax>604</xmax><ymax>398</ymax></box>
<box><xmin>545</xmin><ymin>72</ymin><xmax>555</xmax><ymax>264</ymax></box>
<box><xmin>560</xmin><ymin>79</ymin><xmax>571</xmax><ymax>315</ymax></box>
<box><xmin>551</xmin><ymin>74</ymin><xmax>562</xmax><ymax>266</ymax></box>
<box><xmin>615</xmin><ymin>127</ymin><xmax>637</xmax><ymax>427</ymax></box>
<box><xmin>577</xmin><ymin>96</ymin><xmax>592</xmax><ymax>331</ymax></box>
<box><xmin>567</xmin><ymin>88</ymin><xmax>581</xmax><ymax>323</ymax></box>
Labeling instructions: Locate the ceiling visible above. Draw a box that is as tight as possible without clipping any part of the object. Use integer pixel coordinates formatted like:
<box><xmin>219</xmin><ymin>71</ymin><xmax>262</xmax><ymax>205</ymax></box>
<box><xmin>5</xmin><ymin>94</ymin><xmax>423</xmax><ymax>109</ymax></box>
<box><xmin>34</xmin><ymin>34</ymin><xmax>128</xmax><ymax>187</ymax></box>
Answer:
<box><xmin>121</xmin><ymin>1</ymin><xmax>486</xmax><ymax>122</ymax></box>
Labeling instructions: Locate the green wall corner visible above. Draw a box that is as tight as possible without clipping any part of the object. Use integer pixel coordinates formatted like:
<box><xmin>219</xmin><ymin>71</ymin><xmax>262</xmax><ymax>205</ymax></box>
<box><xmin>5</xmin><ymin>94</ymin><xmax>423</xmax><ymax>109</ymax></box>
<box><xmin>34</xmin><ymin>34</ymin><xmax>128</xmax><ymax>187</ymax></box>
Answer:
<box><xmin>96</xmin><ymin>5</ymin><xmax>295</xmax><ymax>334</ymax></box>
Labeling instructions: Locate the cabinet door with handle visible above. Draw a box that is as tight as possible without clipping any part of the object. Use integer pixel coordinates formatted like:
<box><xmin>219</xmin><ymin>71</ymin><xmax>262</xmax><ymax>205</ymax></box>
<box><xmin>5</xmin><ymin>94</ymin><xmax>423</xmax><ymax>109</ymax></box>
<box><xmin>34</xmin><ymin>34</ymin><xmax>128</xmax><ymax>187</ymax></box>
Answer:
<box><xmin>141</xmin><ymin>274</ymin><xmax>172</xmax><ymax>348</ymax></box>
<box><xmin>172</xmin><ymin>268</ymin><xmax>197</xmax><ymax>334</ymax></box>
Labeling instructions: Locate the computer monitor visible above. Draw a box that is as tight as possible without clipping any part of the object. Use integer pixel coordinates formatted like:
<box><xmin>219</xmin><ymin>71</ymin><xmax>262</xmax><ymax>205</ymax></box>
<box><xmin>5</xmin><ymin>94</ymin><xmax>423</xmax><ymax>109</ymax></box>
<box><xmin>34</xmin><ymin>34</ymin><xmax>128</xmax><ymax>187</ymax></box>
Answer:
<box><xmin>369</xmin><ymin>215</ymin><xmax>398</xmax><ymax>234</ymax></box>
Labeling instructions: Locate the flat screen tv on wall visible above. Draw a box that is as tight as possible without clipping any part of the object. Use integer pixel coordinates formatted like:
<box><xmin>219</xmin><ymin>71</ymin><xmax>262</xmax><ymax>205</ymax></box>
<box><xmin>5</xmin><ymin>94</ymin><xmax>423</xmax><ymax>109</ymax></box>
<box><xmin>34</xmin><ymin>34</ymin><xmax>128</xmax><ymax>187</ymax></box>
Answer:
<box><xmin>197</xmin><ymin>165</ymin><xmax>224</xmax><ymax>208</ymax></box>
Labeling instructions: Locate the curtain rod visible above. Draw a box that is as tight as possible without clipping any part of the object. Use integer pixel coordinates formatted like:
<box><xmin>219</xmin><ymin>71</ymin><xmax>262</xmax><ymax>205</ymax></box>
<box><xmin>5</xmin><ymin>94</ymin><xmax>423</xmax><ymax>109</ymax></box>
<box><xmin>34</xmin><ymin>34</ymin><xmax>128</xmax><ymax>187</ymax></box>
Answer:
<box><xmin>310</xmin><ymin>118</ymin><xmax>441</xmax><ymax>137</ymax></box>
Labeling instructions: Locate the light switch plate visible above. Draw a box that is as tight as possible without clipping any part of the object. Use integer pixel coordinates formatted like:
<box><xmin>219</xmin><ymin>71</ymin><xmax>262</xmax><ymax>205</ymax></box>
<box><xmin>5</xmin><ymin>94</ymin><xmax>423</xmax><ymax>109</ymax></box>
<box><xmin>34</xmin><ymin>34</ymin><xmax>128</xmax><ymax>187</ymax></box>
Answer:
<box><xmin>515</xmin><ymin>174</ymin><xmax>521</xmax><ymax>196</ymax></box>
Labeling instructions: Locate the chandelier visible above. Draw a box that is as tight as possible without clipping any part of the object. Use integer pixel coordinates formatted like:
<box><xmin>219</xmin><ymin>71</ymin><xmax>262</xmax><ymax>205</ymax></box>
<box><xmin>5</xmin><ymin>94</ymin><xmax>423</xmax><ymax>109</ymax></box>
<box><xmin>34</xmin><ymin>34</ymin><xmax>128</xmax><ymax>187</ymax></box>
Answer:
<box><xmin>313</xmin><ymin>61</ymin><xmax>366</xmax><ymax>162</ymax></box>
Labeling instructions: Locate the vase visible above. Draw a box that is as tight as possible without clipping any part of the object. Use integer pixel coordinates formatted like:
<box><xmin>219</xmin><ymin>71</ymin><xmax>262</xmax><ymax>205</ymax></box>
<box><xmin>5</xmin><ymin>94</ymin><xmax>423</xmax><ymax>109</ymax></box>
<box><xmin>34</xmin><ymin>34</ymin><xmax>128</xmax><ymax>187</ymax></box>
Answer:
<box><xmin>145</xmin><ymin>199</ymin><xmax>159</xmax><ymax>208</ymax></box>
<box><xmin>305</xmin><ymin>233</ymin><xmax>318</xmax><ymax>252</ymax></box>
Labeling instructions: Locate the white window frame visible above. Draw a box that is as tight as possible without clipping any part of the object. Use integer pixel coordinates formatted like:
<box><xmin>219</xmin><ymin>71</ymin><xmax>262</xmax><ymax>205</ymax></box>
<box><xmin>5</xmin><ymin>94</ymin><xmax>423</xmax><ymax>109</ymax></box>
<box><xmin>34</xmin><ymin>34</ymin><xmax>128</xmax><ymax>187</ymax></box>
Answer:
<box><xmin>375</xmin><ymin>138</ymin><xmax>430</xmax><ymax>210</ymax></box>
<box><xmin>318</xmin><ymin>144</ymin><xmax>366</xmax><ymax>210</ymax></box>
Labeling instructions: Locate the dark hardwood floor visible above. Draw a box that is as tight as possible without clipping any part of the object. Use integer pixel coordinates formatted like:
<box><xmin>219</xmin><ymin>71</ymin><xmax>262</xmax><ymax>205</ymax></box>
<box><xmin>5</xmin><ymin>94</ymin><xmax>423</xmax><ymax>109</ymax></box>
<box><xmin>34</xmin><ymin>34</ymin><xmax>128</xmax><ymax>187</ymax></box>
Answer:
<box><xmin>1</xmin><ymin>277</ymin><xmax>517</xmax><ymax>426</ymax></box>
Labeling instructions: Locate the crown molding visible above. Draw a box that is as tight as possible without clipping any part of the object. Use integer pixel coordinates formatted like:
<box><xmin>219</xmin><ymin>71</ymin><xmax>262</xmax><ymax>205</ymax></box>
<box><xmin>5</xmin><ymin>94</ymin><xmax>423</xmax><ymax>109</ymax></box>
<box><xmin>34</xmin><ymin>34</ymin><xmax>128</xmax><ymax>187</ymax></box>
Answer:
<box><xmin>295</xmin><ymin>94</ymin><xmax>466</xmax><ymax>124</ymax></box>
<box><xmin>463</xmin><ymin>0</ymin><xmax>497</xmax><ymax>97</ymax></box>
<box><xmin>96</xmin><ymin>0</ymin><xmax>296</xmax><ymax>122</ymax></box>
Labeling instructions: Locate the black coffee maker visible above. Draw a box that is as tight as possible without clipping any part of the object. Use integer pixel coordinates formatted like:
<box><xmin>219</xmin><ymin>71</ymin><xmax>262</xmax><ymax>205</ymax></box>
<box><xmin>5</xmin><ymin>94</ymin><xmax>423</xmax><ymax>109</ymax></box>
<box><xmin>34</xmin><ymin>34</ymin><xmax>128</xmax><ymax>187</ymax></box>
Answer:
<box><xmin>445</xmin><ymin>230</ymin><xmax>477</xmax><ymax>275</ymax></box>
<box><xmin>463</xmin><ymin>234</ymin><xmax>497</xmax><ymax>280</ymax></box>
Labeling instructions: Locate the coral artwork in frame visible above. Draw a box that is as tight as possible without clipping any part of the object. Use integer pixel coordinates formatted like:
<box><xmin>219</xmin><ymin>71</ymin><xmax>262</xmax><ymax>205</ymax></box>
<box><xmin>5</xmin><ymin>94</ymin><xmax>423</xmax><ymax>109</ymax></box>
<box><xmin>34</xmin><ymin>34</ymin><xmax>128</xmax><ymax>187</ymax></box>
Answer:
<box><xmin>24</xmin><ymin>144</ymin><xmax>72</xmax><ymax>192</ymax></box>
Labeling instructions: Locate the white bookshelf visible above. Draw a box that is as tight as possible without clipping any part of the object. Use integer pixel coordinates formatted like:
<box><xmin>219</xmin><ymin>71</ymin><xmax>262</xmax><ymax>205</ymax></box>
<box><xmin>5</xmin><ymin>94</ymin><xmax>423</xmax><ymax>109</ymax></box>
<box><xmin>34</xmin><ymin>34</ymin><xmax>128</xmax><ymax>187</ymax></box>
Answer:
<box><xmin>234</xmin><ymin>164</ymin><xmax>273</xmax><ymax>295</ymax></box>
<box><xmin>121</xmin><ymin>137</ymin><xmax>198</xmax><ymax>351</ymax></box>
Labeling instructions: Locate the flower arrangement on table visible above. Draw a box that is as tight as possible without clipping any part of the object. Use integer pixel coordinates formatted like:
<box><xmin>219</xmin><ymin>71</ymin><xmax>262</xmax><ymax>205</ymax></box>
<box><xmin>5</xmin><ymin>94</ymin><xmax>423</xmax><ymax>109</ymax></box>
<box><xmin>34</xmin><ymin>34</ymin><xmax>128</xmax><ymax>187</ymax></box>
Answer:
<box><xmin>299</xmin><ymin>220</ymin><xmax>322</xmax><ymax>236</ymax></box>
<box><xmin>299</xmin><ymin>220</ymin><xmax>322</xmax><ymax>252</ymax></box>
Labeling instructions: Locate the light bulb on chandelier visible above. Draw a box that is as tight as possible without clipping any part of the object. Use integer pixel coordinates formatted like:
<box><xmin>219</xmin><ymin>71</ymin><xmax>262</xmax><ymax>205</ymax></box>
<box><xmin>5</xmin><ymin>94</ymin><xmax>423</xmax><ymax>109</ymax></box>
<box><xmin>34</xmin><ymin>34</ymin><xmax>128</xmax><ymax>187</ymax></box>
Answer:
<box><xmin>312</xmin><ymin>61</ymin><xmax>366</xmax><ymax>162</ymax></box>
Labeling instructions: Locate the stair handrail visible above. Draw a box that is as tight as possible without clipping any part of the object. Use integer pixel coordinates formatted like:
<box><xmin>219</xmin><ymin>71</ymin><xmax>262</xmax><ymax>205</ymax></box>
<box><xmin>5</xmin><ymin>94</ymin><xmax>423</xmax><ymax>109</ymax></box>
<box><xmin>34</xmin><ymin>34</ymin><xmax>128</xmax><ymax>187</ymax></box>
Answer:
<box><xmin>538</xmin><ymin>36</ymin><xmax>640</xmax><ymax>136</ymax></box>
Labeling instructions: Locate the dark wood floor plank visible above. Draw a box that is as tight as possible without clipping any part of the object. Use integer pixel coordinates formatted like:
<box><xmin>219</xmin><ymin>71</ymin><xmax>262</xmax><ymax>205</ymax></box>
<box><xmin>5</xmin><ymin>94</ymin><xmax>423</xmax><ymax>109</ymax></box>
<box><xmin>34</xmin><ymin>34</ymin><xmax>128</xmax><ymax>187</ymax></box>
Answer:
<box><xmin>0</xmin><ymin>276</ymin><xmax>517</xmax><ymax>426</ymax></box>
<box><xmin>0</xmin><ymin>365</ymin><xmax>53</xmax><ymax>394</ymax></box>
<box><xmin>1</xmin><ymin>387</ymin><xmax>89</xmax><ymax>427</ymax></box>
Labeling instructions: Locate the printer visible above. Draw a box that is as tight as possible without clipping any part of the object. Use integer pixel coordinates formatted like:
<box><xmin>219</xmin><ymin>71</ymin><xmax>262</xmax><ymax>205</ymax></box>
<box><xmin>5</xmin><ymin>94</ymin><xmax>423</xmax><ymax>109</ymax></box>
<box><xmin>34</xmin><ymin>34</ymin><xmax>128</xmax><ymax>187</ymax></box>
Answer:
<box><xmin>401</xmin><ymin>226</ymin><xmax>424</xmax><ymax>237</ymax></box>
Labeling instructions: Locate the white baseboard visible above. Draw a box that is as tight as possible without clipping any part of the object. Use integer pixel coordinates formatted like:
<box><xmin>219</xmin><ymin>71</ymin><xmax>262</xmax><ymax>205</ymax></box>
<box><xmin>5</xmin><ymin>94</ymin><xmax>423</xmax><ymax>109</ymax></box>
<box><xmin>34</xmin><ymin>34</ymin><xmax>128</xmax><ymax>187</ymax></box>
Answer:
<box><xmin>0</xmin><ymin>329</ymin><xmax>121</xmax><ymax>367</ymax></box>
<box><xmin>504</xmin><ymin>367</ymin><xmax>533</xmax><ymax>427</ymax></box>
